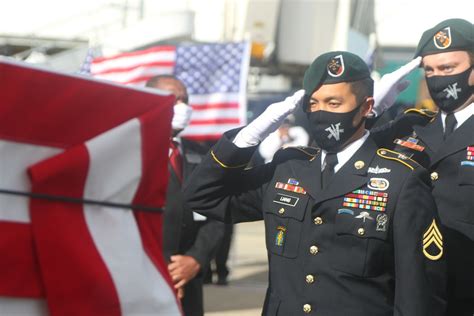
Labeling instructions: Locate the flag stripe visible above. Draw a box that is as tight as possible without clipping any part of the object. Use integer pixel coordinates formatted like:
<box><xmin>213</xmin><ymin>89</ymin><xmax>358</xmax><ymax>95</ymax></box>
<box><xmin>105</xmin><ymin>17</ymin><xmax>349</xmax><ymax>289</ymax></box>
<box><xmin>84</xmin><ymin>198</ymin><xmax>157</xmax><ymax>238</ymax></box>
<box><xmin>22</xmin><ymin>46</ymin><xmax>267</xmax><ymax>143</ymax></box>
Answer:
<box><xmin>94</xmin><ymin>66</ymin><xmax>174</xmax><ymax>84</ymax></box>
<box><xmin>0</xmin><ymin>222</ymin><xmax>44</xmax><ymax>297</ymax></box>
<box><xmin>189</xmin><ymin>93</ymin><xmax>240</xmax><ymax>105</ymax></box>
<box><xmin>191</xmin><ymin>108</ymin><xmax>241</xmax><ymax>120</ymax></box>
<box><xmin>92</xmin><ymin>46</ymin><xmax>175</xmax><ymax>64</ymax></box>
<box><xmin>92</xmin><ymin>61</ymin><xmax>175</xmax><ymax>76</ymax></box>
<box><xmin>190</xmin><ymin>118</ymin><xmax>241</xmax><ymax>125</ymax></box>
<box><xmin>191</xmin><ymin>103</ymin><xmax>240</xmax><ymax>111</ymax></box>
<box><xmin>91</xmin><ymin>48</ymin><xmax>176</xmax><ymax>74</ymax></box>
<box><xmin>0</xmin><ymin>297</ymin><xmax>48</xmax><ymax>315</ymax></box>
<box><xmin>180</xmin><ymin>123</ymin><xmax>244</xmax><ymax>137</ymax></box>
<box><xmin>0</xmin><ymin>141</ymin><xmax>62</xmax><ymax>223</ymax></box>
<box><xmin>184</xmin><ymin>134</ymin><xmax>223</xmax><ymax>141</ymax></box>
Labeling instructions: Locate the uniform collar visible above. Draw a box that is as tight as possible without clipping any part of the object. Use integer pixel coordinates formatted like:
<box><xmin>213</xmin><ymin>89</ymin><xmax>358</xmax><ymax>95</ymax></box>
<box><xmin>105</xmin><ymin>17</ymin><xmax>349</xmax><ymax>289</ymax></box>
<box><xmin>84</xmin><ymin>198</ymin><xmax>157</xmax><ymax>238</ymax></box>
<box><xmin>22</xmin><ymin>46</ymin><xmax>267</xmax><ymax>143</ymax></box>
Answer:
<box><xmin>321</xmin><ymin>130</ymin><xmax>370</xmax><ymax>172</ymax></box>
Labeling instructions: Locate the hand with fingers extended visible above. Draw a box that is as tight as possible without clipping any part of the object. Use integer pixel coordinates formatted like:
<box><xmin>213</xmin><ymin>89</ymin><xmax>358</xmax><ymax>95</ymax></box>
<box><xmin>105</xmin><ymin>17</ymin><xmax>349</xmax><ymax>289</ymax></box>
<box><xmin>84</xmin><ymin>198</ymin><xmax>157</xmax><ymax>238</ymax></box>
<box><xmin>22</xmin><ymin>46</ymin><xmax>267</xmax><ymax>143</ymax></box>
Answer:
<box><xmin>372</xmin><ymin>56</ymin><xmax>422</xmax><ymax>117</ymax></box>
<box><xmin>233</xmin><ymin>89</ymin><xmax>305</xmax><ymax>148</ymax></box>
<box><xmin>168</xmin><ymin>255</ymin><xmax>201</xmax><ymax>293</ymax></box>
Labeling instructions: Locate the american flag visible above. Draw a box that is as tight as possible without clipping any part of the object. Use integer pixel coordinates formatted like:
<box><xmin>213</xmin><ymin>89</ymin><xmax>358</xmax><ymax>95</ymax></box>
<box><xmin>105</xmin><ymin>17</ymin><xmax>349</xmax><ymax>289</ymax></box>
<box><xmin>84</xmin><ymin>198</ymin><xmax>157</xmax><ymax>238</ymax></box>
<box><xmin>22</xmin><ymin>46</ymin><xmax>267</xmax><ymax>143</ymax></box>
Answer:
<box><xmin>0</xmin><ymin>58</ymin><xmax>181</xmax><ymax>315</ymax></box>
<box><xmin>90</xmin><ymin>42</ymin><xmax>251</xmax><ymax>140</ymax></box>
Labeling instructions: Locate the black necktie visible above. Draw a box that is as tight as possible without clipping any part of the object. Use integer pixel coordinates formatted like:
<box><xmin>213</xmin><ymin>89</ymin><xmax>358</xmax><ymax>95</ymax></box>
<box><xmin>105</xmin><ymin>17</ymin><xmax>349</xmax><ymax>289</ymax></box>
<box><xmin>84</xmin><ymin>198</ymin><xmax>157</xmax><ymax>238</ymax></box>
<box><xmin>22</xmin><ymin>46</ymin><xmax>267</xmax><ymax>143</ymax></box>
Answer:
<box><xmin>322</xmin><ymin>153</ymin><xmax>338</xmax><ymax>189</ymax></box>
<box><xmin>444</xmin><ymin>113</ymin><xmax>457</xmax><ymax>140</ymax></box>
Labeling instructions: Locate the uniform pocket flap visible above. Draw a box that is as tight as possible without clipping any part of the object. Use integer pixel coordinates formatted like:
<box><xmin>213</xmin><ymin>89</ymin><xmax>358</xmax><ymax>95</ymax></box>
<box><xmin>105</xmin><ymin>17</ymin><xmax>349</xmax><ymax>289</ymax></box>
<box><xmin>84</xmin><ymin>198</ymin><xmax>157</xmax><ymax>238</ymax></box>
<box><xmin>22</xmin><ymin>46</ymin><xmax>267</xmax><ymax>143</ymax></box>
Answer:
<box><xmin>335</xmin><ymin>210</ymin><xmax>389</xmax><ymax>241</ymax></box>
<box><xmin>459</xmin><ymin>164</ymin><xmax>474</xmax><ymax>185</ymax></box>
<box><xmin>264</xmin><ymin>191</ymin><xmax>309</xmax><ymax>221</ymax></box>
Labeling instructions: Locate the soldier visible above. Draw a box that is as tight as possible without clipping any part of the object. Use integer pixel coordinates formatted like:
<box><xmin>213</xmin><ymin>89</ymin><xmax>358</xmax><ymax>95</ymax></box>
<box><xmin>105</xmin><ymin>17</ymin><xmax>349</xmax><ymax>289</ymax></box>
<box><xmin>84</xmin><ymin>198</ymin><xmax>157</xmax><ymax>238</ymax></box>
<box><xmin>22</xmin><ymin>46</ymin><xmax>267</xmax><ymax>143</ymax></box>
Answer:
<box><xmin>184</xmin><ymin>51</ymin><xmax>446</xmax><ymax>315</ymax></box>
<box><xmin>372</xmin><ymin>18</ymin><xmax>473</xmax><ymax>316</ymax></box>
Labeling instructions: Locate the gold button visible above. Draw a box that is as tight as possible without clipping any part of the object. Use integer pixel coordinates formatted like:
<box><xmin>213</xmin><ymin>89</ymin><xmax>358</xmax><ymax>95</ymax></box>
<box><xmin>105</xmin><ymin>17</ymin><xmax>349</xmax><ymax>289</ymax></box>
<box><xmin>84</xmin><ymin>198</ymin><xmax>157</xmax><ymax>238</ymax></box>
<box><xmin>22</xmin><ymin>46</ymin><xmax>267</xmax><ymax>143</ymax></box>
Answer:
<box><xmin>303</xmin><ymin>304</ymin><xmax>312</xmax><ymax>313</ymax></box>
<box><xmin>278</xmin><ymin>208</ymin><xmax>285</xmax><ymax>214</ymax></box>
<box><xmin>358</xmin><ymin>228</ymin><xmax>365</xmax><ymax>236</ymax></box>
<box><xmin>310</xmin><ymin>245</ymin><xmax>319</xmax><ymax>255</ymax></box>
<box><xmin>305</xmin><ymin>274</ymin><xmax>315</xmax><ymax>284</ymax></box>
<box><xmin>314</xmin><ymin>217</ymin><xmax>323</xmax><ymax>225</ymax></box>
<box><xmin>354</xmin><ymin>160</ymin><xmax>365</xmax><ymax>169</ymax></box>
<box><xmin>431</xmin><ymin>172</ymin><xmax>439</xmax><ymax>181</ymax></box>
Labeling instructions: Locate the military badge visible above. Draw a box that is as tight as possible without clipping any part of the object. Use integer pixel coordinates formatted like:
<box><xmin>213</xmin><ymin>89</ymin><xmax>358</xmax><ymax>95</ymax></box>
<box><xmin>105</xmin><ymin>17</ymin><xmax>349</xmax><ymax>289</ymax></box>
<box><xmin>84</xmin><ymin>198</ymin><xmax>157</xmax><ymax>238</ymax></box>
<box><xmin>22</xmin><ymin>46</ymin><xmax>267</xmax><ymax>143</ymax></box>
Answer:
<box><xmin>461</xmin><ymin>161</ymin><xmax>474</xmax><ymax>167</ymax></box>
<box><xmin>433</xmin><ymin>27</ymin><xmax>452</xmax><ymax>49</ymax></box>
<box><xmin>376</xmin><ymin>214</ymin><xmax>388</xmax><ymax>232</ymax></box>
<box><xmin>394</xmin><ymin>138</ymin><xmax>425</xmax><ymax>152</ymax></box>
<box><xmin>368</xmin><ymin>178</ymin><xmax>390</xmax><ymax>191</ymax></box>
<box><xmin>275</xmin><ymin>182</ymin><xmax>306</xmax><ymax>194</ymax></box>
<box><xmin>287</xmin><ymin>178</ymin><xmax>299</xmax><ymax>185</ymax></box>
<box><xmin>273</xmin><ymin>193</ymin><xmax>299</xmax><ymax>207</ymax></box>
<box><xmin>422</xmin><ymin>219</ymin><xmax>443</xmax><ymax>261</ymax></box>
<box><xmin>275</xmin><ymin>226</ymin><xmax>286</xmax><ymax>247</ymax></box>
<box><xmin>466</xmin><ymin>146</ymin><xmax>474</xmax><ymax>161</ymax></box>
<box><xmin>327</xmin><ymin>55</ymin><xmax>345</xmax><ymax>77</ymax></box>
<box><xmin>337</xmin><ymin>208</ymin><xmax>354</xmax><ymax>215</ymax></box>
<box><xmin>343</xmin><ymin>189</ymin><xmax>388</xmax><ymax>212</ymax></box>
<box><xmin>368</xmin><ymin>166</ymin><xmax>391</xmax><ymax>174</ymax></box>
<box><xmin>355</xmin><ymin>211</ymin><xmax>374</xmax><ymax>222</ymax></box>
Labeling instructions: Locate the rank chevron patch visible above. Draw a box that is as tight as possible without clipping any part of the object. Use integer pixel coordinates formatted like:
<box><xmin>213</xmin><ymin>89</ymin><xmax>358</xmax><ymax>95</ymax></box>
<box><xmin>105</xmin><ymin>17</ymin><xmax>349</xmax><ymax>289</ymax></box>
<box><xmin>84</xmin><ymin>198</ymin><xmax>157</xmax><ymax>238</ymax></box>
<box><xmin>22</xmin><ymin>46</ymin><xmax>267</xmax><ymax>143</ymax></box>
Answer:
<box><xmin>422</xmin><ymin>219</ymin><xmax>443</xmax><ymax>261</ymax></box>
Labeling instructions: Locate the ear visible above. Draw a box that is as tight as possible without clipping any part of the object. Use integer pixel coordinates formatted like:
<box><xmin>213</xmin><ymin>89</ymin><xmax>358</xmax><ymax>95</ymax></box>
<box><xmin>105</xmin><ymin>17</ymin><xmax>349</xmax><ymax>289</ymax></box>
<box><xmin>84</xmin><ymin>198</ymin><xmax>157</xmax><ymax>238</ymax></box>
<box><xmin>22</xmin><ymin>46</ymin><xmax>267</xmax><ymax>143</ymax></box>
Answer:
<box><xmin>362</xmin><ymin>97</ymin><xmax>374</xmax><ymax>117</ymax></box>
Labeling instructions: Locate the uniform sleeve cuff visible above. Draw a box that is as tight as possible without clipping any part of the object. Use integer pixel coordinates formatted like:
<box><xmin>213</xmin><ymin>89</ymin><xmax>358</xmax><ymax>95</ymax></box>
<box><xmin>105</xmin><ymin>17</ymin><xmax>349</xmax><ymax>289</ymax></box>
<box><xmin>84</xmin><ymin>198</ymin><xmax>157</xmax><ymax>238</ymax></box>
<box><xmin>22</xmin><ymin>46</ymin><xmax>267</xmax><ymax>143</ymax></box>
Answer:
<box><xmin>211</xmin><ymin>128</ymin><xmax>258</xmax><ymax>168</ymax></box>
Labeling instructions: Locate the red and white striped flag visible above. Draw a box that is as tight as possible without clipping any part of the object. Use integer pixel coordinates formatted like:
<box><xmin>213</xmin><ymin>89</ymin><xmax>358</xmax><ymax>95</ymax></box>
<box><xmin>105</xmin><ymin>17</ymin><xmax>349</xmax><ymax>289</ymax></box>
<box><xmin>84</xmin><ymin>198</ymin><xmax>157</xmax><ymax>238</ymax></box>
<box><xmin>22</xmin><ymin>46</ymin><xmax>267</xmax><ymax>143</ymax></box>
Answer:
<box><xmin>90</xmin><ymin>42</ymin><xmax>251</xmax><ymax>141</ymax></box>
<box><xmin>0</xmin><ymin>58</ymin><xmax>181</xmax><ymax>315</ymax></box>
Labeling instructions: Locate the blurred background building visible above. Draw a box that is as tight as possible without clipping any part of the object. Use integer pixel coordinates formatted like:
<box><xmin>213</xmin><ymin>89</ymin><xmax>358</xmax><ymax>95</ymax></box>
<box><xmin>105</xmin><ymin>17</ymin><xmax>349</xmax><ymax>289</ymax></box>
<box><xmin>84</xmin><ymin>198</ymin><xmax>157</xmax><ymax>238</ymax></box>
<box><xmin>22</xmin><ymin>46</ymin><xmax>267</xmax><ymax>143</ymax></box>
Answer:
<box><xmin>0</xmin><ymin>0</ymin><xmax>472</xmax><ymax>117</ymax></box>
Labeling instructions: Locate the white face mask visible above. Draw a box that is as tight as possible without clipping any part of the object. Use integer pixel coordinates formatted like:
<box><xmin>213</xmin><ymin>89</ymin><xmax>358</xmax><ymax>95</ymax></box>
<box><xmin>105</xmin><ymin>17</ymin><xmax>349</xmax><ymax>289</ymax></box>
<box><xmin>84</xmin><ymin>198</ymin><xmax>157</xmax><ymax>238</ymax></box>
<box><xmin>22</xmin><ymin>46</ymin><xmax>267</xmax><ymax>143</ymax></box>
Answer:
<box><xmin>172</xmin><ymin>102</ymin><xmax>193</xmax><ymax>131</ymax></box>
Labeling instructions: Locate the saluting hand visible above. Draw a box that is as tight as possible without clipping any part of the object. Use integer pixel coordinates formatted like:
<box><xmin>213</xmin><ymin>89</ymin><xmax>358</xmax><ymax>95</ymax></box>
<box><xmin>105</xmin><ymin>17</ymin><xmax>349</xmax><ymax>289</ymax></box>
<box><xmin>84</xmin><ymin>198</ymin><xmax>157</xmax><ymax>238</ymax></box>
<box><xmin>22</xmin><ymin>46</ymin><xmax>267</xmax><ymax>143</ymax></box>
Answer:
<box><xmin>372</xmin><ymin>56</ymin><xmax>422</xmax><ymax>117</ymax></box>
<box><xmin>168</xmin><ymin>255</ymin><xmax>201</xmax><ymax>290</ymax></box>
<box><xmin>233</xmin><ymin>89</ymin><xmax>305</xmax><ymax>148</ymax></box>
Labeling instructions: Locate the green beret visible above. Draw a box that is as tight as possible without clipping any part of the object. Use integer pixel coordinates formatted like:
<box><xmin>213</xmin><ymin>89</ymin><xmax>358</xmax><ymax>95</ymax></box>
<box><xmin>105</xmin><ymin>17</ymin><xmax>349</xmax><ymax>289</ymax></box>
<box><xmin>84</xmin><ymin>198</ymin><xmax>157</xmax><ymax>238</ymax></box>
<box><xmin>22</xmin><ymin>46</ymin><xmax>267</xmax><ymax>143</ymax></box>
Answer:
<box><xmin>303</xmin><ymin>51</ymin><xmax>371</xmax><ymax>96</ymax></box>
<box><xmin>415</xmin><ymin>18</ymin><xmax>474</xmax><ymax>57</ymax></box>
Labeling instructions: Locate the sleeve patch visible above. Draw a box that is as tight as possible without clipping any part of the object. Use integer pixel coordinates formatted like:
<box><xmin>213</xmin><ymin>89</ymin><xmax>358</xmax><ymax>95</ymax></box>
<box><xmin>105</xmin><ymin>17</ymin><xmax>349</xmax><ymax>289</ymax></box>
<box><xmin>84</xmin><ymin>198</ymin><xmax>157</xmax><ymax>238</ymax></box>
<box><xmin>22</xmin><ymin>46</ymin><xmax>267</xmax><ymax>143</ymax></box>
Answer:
<box><xmin>422</xmin><ymin>219</ymin><xmax>443</xmax><ymax>261</ymax></box>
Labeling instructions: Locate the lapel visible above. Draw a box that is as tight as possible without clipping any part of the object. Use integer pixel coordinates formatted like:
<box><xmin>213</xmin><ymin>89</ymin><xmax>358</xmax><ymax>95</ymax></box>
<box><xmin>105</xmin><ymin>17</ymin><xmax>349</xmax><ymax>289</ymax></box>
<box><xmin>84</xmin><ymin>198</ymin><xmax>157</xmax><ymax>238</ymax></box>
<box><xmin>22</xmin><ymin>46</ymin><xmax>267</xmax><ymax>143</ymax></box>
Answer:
<box><xmin>287</xmin><ymin>151</ymin><xmax>322</xmax><ymax>200</ymax></box>
<box><xmin>413</xmin><ymin>113</ymin><xmax>443</xmax><ymax>154</ymax></box>
<box><xmin>431</xmin><ymin>115</ymin><xmax>474</xmax><ymax>166</ymax></box>
<box><xmin>314</xmin><ymin>136</ymin><xmax>377</xmax><ymax>205</ymax></box>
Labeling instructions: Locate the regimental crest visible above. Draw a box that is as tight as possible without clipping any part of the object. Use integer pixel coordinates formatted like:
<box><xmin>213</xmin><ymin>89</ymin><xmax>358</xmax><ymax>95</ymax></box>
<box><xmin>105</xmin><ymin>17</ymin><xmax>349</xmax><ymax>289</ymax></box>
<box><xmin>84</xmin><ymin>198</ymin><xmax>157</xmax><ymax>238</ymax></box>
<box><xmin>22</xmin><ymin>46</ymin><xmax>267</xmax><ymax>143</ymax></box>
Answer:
<box><xmin>422</xmin><ymin>219</ymin><xmax>443</xmax><ymax>261</ymax></box>
<box><xmin>433</xmin><ymin>27</ymin><xmax>452</xmax><ymax>49</ymax></box>
<box><xmin>327</xmin><ymin>55</ymin><xmax>345</xmax><ymax>77</ymax></box>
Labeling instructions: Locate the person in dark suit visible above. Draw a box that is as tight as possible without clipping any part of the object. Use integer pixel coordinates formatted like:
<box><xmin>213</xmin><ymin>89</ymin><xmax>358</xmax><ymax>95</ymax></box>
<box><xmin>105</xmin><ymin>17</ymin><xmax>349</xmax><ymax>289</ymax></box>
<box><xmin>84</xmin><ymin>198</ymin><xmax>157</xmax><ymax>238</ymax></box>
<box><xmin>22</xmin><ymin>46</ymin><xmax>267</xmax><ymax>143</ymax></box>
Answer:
<box><xmin>184</xmin><ymin>51</ymin><xmax>447</xmax><ymax>315</ymax></box>
<box><xmin>146</xmin><ymin>75</ymin><xmax>224</xmax><ymax>316</ymax></box>
<box><xmin>371</xmin><ymin>18</ymin><xmax>474</xmax><ymax>316</ymax></box>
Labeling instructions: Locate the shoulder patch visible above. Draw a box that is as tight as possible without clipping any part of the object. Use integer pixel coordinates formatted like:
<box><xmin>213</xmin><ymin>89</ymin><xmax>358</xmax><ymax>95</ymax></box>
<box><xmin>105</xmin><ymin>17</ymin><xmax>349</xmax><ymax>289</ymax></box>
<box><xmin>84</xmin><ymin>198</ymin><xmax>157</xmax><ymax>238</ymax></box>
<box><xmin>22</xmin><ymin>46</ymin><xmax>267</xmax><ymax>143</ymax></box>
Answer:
<box><xmin>274</xmin><ymin>146</ymin><xmax>320</xmax><ymax>163</ymax></box>
<box><xmin>376</xmin><ymin>148</ymin><xmax>420</xmax><ymax>170</ymax></box>
<box><xmin>403</xmin><ymin>108</ymin><xmax>437</xmax><ymax>121</ymax></box>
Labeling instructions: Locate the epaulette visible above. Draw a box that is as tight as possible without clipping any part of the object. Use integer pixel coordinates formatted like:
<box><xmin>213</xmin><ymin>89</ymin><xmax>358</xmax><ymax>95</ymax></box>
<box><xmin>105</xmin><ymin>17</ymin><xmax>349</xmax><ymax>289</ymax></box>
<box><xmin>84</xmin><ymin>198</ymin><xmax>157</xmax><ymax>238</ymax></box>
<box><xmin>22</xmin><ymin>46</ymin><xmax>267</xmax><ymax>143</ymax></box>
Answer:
<box><xmin>274</xmin><ymin>146</ymin><xmax>320</xmax><ymax>163</ymax></box>
<box><xmin>403</xmin><ymin>108</ymin><xmax>437</xmax><ymax>122</ymax></box>
<box><xmin>376</xmin><ymin>148</ymin><xmax>420</xmax><ymax>170</ymax></box>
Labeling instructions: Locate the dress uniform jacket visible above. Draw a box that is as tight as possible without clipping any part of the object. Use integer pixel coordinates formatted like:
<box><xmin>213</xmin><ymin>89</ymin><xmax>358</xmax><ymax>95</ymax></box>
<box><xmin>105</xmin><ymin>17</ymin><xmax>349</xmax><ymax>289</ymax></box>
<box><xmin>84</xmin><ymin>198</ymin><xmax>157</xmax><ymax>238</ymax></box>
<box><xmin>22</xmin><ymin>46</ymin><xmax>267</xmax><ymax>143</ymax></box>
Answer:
<box><xmin>164</xmin><ymin>138</ymin><xmax>224</xmax><ymax>316</ymax></box>
<box><xmin>374</xmin><ymin>108</ymin><xmax>474</xmax><ymax>313</ymax></box>
<box><xmin>184</xmin><ymin>129</ymin><xmax>446</xmax><ymax>316</ymax></box>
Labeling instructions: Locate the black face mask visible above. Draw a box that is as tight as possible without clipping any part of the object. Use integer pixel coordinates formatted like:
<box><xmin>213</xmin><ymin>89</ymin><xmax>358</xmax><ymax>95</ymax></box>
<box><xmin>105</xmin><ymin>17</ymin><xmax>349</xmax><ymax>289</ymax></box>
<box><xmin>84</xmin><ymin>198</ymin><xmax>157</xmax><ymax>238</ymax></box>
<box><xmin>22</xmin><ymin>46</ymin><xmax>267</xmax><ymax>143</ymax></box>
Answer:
<box><xmin>426</xmin><ymin>67</ymin><xmax>473</xmax><ymax>113</ymax></box>
<box><xmin>306</xmin><ymin>103</ymin><xmax>365</xmax><ymax>153</ymax></box>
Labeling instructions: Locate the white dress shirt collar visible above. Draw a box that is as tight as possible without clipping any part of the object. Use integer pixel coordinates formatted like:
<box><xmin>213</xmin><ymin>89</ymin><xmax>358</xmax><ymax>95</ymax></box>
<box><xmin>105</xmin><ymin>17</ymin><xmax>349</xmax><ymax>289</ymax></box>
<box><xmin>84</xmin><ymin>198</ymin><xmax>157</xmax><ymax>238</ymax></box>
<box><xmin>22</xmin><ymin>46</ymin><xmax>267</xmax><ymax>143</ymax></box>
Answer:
<box><xmin>321</xmin><ymin>130</ymin><xmax>370</xmax><ymax>172</ymax></box>
<box><xmin>441</xmin><ymin>102</ymin><xmax>474</xmax><ymax>131</ymax></box>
